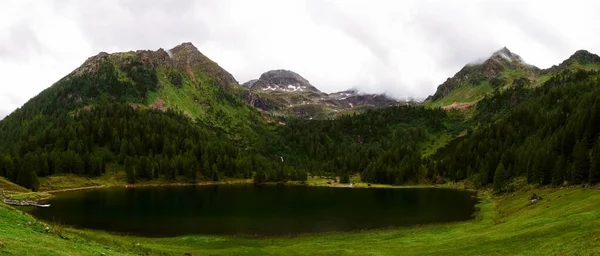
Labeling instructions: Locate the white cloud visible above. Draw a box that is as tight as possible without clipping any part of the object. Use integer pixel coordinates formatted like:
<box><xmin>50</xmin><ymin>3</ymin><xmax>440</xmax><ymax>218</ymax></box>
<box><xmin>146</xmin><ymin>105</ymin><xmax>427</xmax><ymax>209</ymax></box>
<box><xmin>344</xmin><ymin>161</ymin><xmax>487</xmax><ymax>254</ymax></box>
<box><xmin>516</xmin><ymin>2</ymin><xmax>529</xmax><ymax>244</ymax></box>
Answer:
<box><xmin>1</xmin><ymin>0</ymin><xmax>600</xmax><ymax>118</ymax></box>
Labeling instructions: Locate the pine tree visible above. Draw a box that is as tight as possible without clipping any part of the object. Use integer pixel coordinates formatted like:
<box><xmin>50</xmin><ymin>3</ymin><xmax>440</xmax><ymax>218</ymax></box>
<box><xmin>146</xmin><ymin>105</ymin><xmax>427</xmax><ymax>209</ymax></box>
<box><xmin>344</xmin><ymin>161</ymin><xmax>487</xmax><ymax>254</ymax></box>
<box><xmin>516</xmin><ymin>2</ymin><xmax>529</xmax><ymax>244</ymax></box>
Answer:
<box><xmin>211</xmin><ymin>164</ymin><xmax>219</xmax><ymax>181</ymax></box>
<box><xmin>340</xmin><ymin>172</ymin><xmax>350</xmax><ymax>184</ymax></box>
<box><xmin>571</xmin><ymin>141</ymin><xmax>590</xmax><ymax>183</ymax></box>
<box><xmin>589</xmin><ymin>139</ymin><xmax>600</xmax><ymax>185</ymax></box>
<box><xmin>254</xmin><ymin>169</ymin><xmax>267</xmax><ymax>184</ymax></box>
<box><xmin>493</xmin><ymin>163</ymin><xmax>506</xmax><ymax>193</ymax></box>
<box><xmin>125</xmin><ymin>157</ymin><xmax>136</xmax><ymax>184</ymax></box>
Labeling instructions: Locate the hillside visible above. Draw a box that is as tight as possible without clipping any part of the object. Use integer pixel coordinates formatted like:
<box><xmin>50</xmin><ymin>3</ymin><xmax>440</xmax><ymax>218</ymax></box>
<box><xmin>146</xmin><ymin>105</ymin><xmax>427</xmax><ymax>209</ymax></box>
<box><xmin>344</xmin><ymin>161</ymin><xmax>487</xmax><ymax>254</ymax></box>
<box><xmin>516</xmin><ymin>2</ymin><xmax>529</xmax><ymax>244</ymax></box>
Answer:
<box><xmin>425</xmin><ymin>47</ymin><xmax>538</xmax><ymax>109</ymax></box>
<box><xmin>0</xmin><ymin>43</ymin><xmax>283</xmax><ymax>191</ymax></box>
<box><xmin>0</xmin><ymin>43</ymin><xmax>267</xmax><ymax>147</ymax></box>
<box><xmin>426</xmin><ymin>48</ymin><xmax>600</xmax><ymax>109</ymax></box>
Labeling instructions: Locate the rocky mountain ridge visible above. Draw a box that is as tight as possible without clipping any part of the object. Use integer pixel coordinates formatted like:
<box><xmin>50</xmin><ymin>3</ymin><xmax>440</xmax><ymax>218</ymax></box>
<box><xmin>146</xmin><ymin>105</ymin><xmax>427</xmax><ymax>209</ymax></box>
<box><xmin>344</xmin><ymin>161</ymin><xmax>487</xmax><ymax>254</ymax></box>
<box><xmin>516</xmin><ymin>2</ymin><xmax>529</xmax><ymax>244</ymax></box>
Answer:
<box><xmin>241</xmin><ymin>69</ymin><xmax>401</xmax><ymax>118</ymax></box>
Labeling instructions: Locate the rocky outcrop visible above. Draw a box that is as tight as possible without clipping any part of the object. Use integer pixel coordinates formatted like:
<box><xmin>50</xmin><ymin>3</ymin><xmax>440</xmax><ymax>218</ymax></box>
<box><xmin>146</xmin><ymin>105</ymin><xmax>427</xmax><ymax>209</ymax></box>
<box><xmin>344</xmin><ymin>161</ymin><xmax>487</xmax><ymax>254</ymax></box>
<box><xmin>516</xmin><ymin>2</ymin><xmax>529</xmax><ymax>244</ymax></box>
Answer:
<box><xmin>236</xmin><ymin>90</ymin><xmax>279</xmax><ymax>111</ymax></box>
<box><xmin>136</xmin><ymin>49</ymin><xmax>171</xmax><ymax>68</ymax></box>
<box><xmin>339</xmin><ymin>94</ymin><xmax>398</xmax><ymax>109</ymax></box>
<box><xmin>242</xmin><ymin>70</ymin><xmax>401</xmax><ymax>118</ymax></box>
<box><xmin>329</xmin><ymin>90</ymin><xmax>398</xmax><ymax>108</ymax></box>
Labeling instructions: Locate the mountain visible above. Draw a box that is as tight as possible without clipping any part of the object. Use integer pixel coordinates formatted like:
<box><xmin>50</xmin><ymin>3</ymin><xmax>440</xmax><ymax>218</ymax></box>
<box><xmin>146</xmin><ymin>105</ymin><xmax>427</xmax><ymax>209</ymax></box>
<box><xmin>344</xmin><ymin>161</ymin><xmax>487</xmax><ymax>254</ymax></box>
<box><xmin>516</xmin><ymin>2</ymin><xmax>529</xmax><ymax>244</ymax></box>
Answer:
<box><xmin>426</xmin><ymin>47</ymin><xmax>600</xmax><ymax>109</ymax></box>
<box><xmin>241</xmin><ymin>69</ymin><xmax>400</xmax><ymax>119</ymax></box>
<box><xmin>242</xmin><ymin>69</ymin><xmax>320</xmax><ymax>93</ymax></box>
<box><xmin>425</xmin><ymin>47</ymin><xmax>539</xmax><ymax>109</ymax></box>
<box><xmin>4</xmin><ymin>41</ymin><xmax>600</xmax><ymax>194</ymax></box>
<box><xmin>1</xmin><ymin>42</ymin><xmax>268</xmax><ymax>143</ymax></box>
<box><xmin>544</xmin><ymin>49</ymin><xmax>600</xmax><ymax>74</ymax></box>
<box><xmin>0</xmin><ymin>42</ymin><xmax>280</xmax><ymax>190</ymax></box>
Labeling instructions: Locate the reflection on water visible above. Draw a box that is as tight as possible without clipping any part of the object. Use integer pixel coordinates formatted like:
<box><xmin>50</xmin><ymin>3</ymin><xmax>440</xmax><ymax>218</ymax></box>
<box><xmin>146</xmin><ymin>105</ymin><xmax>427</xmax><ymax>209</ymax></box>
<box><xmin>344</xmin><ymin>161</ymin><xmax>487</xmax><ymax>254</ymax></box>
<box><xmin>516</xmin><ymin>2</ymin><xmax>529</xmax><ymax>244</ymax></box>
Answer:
<box><xmin>30</xmin><ymin>185</ymin><xmax>478</xmax><ymax>237</ymax></box>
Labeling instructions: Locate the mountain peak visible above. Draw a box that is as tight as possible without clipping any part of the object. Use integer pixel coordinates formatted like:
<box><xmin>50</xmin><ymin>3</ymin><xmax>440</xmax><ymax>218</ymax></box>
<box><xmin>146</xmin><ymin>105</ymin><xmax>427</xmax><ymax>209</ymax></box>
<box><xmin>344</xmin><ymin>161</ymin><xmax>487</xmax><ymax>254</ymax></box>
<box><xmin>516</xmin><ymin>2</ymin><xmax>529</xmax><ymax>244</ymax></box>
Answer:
<box><xmin>171</xmin><ymin>42</ymin><xmax>199</xmax><ymax>52</ymax></box>
<box><xmin>169</xmin><ymin>42</ymin><xmax>203</xmax><ymax>64</ymax></box>
<box><xmin>568</xmin><ymin>50</ymin><xmax>600</xmax><ymax>64</ymax></box>
<box><xmin>427</xmin><ymin>47</ymin><xmax>537</xmax><ymax>103</ymax></box>
<box><xmin>168</xmin><ymin>42</ymin><xmax>238</xmax><ymax>86</ymax></box>
<box><xmin>490</xmin><ymin>47</ymin><xmax>525</xmax><ymax>64</ymax></box>
<box><xmin>244</xmin><ymin>69</ymin><xmax>320</xmax><ymax>93</ymax></box>
<box><xmin>493</xmin><ymin>46</ymin><xmax>511</xmax><ymax>55</ymax></box>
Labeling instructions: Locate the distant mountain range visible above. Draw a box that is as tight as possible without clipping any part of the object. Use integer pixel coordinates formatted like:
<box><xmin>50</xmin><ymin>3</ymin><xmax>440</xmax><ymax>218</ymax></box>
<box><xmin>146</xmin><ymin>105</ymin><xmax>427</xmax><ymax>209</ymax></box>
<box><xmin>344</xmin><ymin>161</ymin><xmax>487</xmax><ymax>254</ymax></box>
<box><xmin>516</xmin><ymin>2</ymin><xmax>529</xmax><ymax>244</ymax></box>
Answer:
<box><xmin>240</xmin><ymin>69</ymin><xmax>400</xmax><ymax>119</ymax></box>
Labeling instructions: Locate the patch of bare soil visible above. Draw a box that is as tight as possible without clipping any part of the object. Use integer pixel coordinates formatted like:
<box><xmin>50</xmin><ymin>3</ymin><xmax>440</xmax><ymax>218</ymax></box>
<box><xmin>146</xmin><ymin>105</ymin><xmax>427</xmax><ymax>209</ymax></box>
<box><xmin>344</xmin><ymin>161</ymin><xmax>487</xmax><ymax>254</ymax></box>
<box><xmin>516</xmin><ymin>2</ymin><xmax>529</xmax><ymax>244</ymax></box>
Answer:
<box><xmin>149</xmin><ymin>97</ymin><xmax>167</xmax><ymax>112</ymax></box>
<box><xmin>442</xmin><ymin>101</ymin><xmax>477</xmax><ymax>110</ymax></box>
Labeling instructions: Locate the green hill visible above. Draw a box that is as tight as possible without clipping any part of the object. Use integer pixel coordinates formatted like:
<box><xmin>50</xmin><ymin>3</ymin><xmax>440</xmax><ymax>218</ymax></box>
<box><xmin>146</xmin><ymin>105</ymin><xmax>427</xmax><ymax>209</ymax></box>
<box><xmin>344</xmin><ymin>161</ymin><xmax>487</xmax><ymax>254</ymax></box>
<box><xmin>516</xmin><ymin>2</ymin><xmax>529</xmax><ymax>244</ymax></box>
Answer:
<box><xmin>425</xmin><ymin>48</ymin><xmax>600</xmax><ymax>109</ymax></box>
<box><xmin>0</xmin><ymin>43</ymin><xmax>281</xmax><ymax>190</ymax></box>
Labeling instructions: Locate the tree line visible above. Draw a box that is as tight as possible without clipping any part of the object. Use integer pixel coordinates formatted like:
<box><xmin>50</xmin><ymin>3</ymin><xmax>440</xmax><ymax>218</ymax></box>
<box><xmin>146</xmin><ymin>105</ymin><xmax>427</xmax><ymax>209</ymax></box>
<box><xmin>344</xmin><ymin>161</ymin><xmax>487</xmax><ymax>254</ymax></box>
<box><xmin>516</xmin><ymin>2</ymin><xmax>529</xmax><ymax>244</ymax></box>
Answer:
<box><xmin>430</xmin><ymin>69</ymin><xmax>600</xmax><ymax>192</ymax></box>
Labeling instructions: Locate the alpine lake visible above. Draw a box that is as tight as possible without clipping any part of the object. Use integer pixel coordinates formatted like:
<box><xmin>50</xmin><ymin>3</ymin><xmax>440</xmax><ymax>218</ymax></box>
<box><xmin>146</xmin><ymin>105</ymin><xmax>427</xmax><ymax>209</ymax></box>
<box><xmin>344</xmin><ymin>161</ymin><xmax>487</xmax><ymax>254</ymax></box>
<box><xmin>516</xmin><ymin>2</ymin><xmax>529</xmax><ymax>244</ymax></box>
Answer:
<box><xmin>29</xmin><ymin>185</ymin><xmax>478</xmax><ymax>237</ymax></box>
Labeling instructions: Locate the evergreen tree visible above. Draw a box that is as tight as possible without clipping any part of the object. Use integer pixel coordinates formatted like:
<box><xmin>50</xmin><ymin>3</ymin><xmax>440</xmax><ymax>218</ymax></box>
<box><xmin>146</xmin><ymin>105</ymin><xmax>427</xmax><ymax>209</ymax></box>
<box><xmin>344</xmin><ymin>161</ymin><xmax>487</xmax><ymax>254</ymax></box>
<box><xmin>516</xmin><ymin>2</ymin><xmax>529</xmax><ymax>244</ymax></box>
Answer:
<box><xmin>493</xmin><ymin>163</ymin><xmax>506</xmax><ymax>193</ymax></box>
<box><xmin>571</xmin><ymin>141</ymin><xmax>590</xmax><ymax>183</ymax></box>
<box><xmin>125</xmin><ymin>157</ymin><xmax>136</xmax><ymax>184</ymax></box>
<box><xmin>589</xmin><ymin>139</ymin><xmax>600</xmax><ymax>185</ymax></box>
<box><xmin>340</xmin><ymin>172</ymin><xmax>350</xmax><ymax>184</ymax></box>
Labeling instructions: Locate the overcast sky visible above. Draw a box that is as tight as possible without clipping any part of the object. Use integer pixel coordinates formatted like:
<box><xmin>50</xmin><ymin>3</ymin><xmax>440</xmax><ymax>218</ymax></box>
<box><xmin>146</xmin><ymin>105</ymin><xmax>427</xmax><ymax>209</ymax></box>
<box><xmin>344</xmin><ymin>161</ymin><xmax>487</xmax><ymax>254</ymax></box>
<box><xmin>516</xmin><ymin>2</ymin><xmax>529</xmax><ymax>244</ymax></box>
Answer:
<box><xmin>1</xmin><ymin>0</ymin><xmax>600</xmax><ymax>119</ymax></box>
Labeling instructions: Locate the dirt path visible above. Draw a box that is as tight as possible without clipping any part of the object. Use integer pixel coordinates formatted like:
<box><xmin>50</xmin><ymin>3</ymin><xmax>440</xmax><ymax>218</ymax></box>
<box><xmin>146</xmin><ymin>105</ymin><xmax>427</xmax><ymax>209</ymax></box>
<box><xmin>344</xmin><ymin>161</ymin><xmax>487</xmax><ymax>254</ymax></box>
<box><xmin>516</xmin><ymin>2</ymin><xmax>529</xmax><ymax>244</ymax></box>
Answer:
<box><xmin>43</xmin><ymin>185</ymin><xmax>106</xmax><ymax>194</ymax></box>
<box><xmin>442</xmin><ymin>101</ymin><xmax>477</xmax><ymax>110</ymax></box>
<box><xmin>41</xmin><ymin>179</ymin><xmax>255</xmax><ymax>194</ymax></box>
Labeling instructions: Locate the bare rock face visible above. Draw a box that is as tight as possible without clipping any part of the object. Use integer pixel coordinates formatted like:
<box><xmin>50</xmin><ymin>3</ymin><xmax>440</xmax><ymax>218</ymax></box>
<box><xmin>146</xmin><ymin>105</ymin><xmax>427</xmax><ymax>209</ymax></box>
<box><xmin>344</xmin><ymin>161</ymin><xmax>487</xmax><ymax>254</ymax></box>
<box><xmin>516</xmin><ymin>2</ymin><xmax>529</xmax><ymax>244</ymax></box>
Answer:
<box><xmin>490</xmin><ymin>47</ymin><xmax>526</xmax><ymax>64</ymax></box>
<box><xmin>236</xmin><ymin>90</ymin><xmax>280</xmax><ymax>111</ymax></box>
<box><xmin>244</xmin><ymin>70</ymin><xmax>321</xmax><ymax>93</ymax></box>
<box><xmin>136</xmin><ymin>48</ymin><xmax>171</xmax><ymax>68</ymax></box>
<box><xmin>241</xmin><ymin>70</ymin><xmax>401</xmax><ymax>118</ymax></box>
<box><xmin>329</xmin><ymin>90</ymin><xmax>398</xmax><ymax>109</ymax></box>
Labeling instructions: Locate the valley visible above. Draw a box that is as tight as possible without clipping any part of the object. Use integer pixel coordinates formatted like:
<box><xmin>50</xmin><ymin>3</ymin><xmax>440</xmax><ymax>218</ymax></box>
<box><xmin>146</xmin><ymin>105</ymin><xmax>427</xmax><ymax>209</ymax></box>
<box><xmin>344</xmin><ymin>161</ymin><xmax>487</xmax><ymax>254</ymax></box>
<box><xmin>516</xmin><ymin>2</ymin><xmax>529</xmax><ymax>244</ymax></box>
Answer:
<box><xmin>1</xmin><ymin>42</ymin><xmax>600</xmax><ymax>255</ymax></box>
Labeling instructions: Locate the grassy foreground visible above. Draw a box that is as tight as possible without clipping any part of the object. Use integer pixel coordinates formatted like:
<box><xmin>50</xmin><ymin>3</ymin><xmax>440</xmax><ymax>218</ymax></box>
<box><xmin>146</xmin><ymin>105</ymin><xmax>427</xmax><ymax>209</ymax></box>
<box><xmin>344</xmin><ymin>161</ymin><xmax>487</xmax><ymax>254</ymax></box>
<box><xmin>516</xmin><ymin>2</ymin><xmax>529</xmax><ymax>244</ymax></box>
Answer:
<box><xmin>1</xmin><ymin>185</ymin><xmax>599</xmax><ymax>255</ymax></box>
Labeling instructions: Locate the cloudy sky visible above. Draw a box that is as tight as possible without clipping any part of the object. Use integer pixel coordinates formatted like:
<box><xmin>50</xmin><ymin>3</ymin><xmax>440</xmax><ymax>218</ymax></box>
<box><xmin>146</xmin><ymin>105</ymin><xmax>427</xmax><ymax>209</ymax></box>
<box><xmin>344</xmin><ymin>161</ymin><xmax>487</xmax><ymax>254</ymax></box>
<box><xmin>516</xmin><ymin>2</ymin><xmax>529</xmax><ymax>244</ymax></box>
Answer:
<box><xmin>1</xmin><ymin>0</ymin><xmax>600</xmax><ymax>118</ymax></box>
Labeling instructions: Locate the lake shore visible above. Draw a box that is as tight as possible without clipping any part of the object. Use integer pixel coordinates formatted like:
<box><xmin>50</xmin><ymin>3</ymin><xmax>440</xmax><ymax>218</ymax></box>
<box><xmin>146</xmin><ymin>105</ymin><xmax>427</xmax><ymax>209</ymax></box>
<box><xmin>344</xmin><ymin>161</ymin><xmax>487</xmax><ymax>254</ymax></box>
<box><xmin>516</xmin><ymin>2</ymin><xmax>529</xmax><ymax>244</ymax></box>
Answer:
<box><xmin>27</xmin><ymin>173</ymin><xmax>471</xmax><ymax>202</ymax></box>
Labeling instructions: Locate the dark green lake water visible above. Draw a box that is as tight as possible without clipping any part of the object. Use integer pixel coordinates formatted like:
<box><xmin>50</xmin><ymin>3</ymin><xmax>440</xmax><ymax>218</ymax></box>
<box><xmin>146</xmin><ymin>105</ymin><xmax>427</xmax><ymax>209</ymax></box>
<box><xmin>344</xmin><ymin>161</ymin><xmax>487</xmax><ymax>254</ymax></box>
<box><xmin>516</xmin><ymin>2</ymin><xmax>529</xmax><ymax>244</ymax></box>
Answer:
<box><xmin>30</xmin><ymin>185</ymin><xmax>478</xmax><ymax>237</ymax></box>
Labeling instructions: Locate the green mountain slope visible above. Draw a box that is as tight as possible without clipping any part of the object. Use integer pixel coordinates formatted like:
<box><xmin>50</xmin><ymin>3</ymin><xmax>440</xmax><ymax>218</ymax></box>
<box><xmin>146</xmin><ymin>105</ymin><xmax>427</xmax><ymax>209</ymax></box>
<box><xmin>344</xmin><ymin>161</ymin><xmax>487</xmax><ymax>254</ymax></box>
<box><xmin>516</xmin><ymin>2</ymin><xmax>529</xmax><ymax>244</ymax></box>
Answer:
<box><xmin>2</xmin><ymin>43</ymin><xmax>600</xmax><ymax>192</ymax></box>
<box><xmin>0</xmin><ymin>43</ymin><xmax>267</xmax><ymax>148</ymax></box>
<box><xmin>0</xmin><ymin>43</ymin><xmax>283</xmax><ymax>190</ymax></box>
<box><xmin>426</xmin><ymin>48</ymin><xmax>600</xmax><ymax>109</ymax></box>
<box><xmin>430</xmin><ymin>68</ymin><xmax>600</xmax><ymax>189</ymax></box>
<box><xmin>425</xmin><ymin>47</ymin><xmax>537</xmax><ymax>109</ymax></box>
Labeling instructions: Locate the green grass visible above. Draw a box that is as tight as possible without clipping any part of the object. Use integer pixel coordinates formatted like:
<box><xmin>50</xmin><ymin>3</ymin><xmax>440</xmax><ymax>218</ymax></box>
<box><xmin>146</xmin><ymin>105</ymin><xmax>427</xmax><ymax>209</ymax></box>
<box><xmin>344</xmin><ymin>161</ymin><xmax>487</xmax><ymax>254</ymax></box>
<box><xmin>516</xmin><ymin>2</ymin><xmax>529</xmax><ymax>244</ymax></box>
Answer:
<box><xmin>420</xmin><ymin>132</ymin><xmax>452</xmax><ymax>157</ymax></box>
<box><xmin>0</xmin><ymin>177</ymin><xmax>29</xmax><ymax>193</ymax></box>
<box><xmin>151</xmin><ymin>67</ymin><xmax>265</xmax><ymax>142</ymax></box>
<box><xmin>1</xmin><ymin>186</ymin><xmax>600</xmax><ymax>255</ymax></box>
<box><xmin>425</xmin><ymin>82</ymin><xmax>493</xmax><ymax>109</ymax></box>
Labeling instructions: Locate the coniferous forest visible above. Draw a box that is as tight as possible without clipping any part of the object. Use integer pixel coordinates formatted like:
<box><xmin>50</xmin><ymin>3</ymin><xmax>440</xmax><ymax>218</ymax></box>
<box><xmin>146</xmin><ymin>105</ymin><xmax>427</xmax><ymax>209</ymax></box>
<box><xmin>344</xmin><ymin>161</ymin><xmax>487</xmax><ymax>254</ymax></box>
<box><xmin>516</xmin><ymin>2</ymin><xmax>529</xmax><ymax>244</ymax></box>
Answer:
<box><xmin>1</xmin><ymin>47</ymin><xmax>600</xmax><ymax>193</ymax></box>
